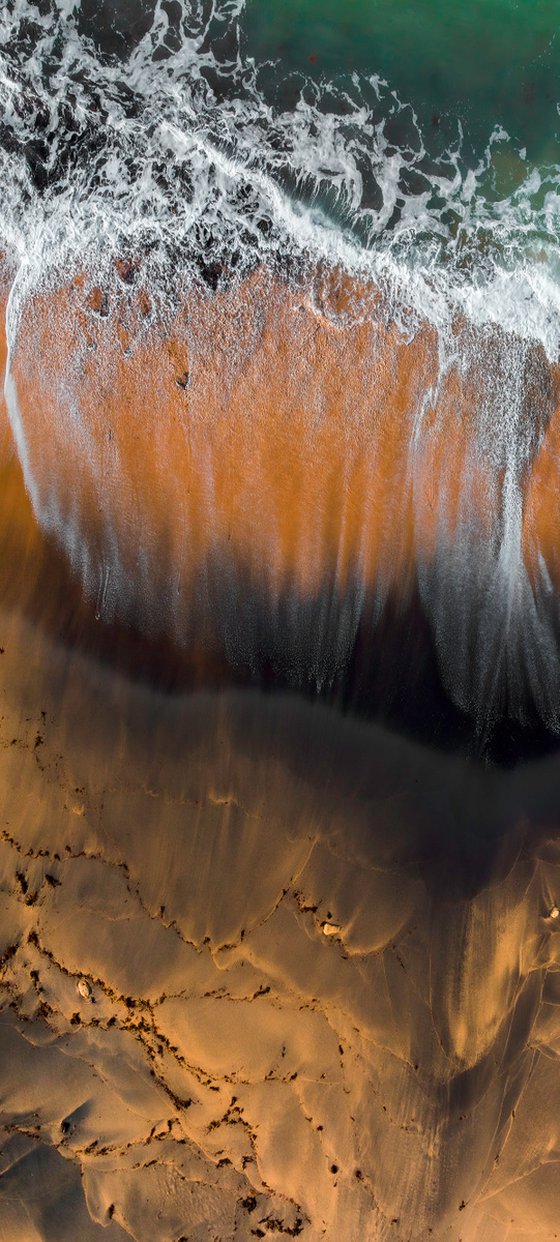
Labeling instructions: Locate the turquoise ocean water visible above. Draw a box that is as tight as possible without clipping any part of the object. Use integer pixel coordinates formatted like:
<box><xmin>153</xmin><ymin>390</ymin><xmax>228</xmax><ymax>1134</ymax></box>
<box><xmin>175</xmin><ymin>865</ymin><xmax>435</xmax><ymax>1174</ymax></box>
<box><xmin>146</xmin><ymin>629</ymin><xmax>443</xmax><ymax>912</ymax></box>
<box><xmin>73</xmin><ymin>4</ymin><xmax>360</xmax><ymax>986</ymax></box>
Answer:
<box><xmin>1</xmin><ymin>0</ymin><xmax>559</xmax><ymax>322</ymax></box>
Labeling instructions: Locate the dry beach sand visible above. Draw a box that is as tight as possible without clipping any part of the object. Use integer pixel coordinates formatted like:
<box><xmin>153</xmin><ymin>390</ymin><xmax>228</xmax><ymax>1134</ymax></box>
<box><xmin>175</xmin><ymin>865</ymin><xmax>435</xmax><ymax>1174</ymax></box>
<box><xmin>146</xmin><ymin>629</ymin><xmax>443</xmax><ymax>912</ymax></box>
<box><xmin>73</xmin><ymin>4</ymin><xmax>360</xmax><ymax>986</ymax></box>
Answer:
<box><xmin>1</xmin><ymin>270</ymin><xmax>560</xmax><ymax>1240</ymax></box>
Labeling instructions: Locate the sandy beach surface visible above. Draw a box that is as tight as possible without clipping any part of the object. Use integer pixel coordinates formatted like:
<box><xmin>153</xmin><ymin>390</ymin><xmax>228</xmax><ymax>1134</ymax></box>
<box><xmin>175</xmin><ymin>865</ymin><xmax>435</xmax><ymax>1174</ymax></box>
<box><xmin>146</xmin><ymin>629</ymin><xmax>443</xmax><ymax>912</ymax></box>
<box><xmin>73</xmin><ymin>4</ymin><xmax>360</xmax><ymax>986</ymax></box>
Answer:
<box><xmin>1</xmin><ymin>270</ymin><xmax>560</xmax><ymax>1240</ymax></box>
<box><xmin>1</xmin><ymin>595</ymin><xmax>560</xmax><ymax>1241</ymax></box>
<box><xmin>7</xmin><ymin>265</ymin><xmax>560</xmax><ymax>745</ymax></box>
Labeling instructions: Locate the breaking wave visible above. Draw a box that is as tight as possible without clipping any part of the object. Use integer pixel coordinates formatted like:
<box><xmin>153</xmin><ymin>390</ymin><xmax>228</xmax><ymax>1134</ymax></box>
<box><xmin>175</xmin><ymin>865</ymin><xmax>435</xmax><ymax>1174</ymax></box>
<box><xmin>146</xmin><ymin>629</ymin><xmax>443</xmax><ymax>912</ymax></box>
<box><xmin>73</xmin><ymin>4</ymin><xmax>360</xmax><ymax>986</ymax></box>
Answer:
<box><xmin>1</xmin><ymin>0</ymin><xmax>560</xmax><ymax>348</ymax></box>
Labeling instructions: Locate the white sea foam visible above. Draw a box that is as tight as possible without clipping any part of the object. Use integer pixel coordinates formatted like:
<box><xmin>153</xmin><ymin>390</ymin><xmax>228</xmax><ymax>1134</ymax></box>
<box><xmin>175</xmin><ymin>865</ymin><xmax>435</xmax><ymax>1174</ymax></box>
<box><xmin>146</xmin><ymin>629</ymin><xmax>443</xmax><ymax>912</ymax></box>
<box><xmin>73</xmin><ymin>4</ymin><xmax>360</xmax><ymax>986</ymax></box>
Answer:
<box><xmin>0</xmin><ymin>0</ymin><xmax>559</xmax><ymax>353</ymax></box>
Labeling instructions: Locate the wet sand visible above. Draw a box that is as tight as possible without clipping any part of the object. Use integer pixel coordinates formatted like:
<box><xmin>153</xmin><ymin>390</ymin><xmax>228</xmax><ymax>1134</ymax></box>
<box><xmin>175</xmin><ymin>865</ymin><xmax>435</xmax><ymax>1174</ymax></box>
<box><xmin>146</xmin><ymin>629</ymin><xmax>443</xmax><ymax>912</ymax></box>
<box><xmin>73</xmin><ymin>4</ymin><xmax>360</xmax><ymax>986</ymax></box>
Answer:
<box><xmin>11</xmin><ymin>266</ymin><xmax>560</xmax><ymax>603</ymax></box>
<box><xmin>1</xmin><ymin>268</ymin><xmax>560</xmax><ymax>1239</ymax></box>
<box><xmin>7</xmin><ymin>269</ymin><xmax>495</xmax><ymax>611</ymax></box>
<box><xmin>7</xmin><ymin>266</ymin><xmax>560</xmax><ymax>746</ymax></box>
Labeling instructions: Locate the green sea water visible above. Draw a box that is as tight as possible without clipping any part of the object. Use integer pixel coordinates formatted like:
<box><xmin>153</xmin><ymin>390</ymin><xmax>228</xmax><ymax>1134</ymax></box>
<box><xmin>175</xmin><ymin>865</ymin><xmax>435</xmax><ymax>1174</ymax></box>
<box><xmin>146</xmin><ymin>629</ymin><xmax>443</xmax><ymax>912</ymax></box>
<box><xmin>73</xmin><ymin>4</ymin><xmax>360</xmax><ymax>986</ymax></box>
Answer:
<box><xmin>244</xmin><ymin>0</ymin><xmax>560</xmax><ymax>180</ymax></box>
<box><xmin>2</xmin><ymin>0</ymin><xmax>560</xmax><ymax>347</ymax></box>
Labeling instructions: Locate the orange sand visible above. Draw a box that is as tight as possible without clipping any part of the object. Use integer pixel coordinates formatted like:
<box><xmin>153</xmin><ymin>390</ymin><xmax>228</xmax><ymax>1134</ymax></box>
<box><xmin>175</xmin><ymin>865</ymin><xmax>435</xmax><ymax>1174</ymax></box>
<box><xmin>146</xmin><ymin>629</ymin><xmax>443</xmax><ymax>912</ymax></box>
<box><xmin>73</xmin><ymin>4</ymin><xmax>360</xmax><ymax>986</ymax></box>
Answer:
<box><xmin>6</xmin><ymin>270</ymin><xmax>501</xmax><ymax>616</ymax></box>
<box><xmin>1</xmin><ymin>266</ymin><xmax>560</xmax><ymax>666</ymax></box>
<box><xmin>523</xmin><ymin>407</ymin><xmax>560</xmax><ymax>584</ymax></box>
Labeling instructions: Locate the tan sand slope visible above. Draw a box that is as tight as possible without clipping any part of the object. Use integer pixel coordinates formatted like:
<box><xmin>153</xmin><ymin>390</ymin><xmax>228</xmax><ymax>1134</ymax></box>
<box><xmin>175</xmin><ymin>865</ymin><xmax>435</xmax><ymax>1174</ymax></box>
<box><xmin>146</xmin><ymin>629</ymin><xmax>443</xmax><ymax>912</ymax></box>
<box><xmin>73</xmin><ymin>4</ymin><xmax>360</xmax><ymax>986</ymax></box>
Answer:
<box><xmin>0</xmin><ymin>603</ymin><xmax>560</xmax><ymax>1240</ymax></box>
